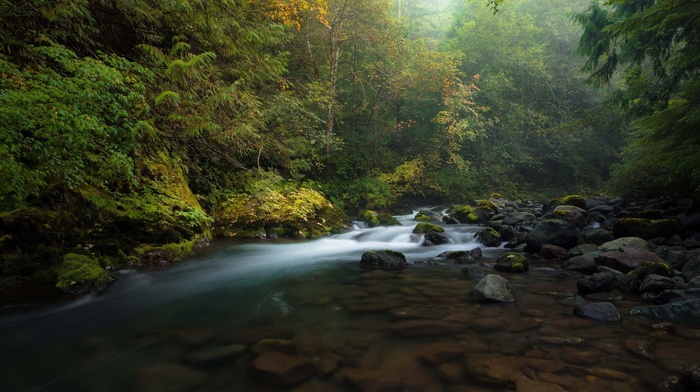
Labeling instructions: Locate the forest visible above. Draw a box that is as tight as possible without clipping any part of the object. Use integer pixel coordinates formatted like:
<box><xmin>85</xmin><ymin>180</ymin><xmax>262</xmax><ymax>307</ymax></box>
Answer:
<box><xmin>1</xmin><ymin>0</ymin><xmax>699</xmax><ymax>291</ymax></box>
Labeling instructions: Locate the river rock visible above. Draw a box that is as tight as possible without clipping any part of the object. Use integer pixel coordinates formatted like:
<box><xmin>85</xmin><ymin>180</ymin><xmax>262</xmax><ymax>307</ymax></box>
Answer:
<box><xmin>470</xmin><ymin>274</ymin><xmax>516</xmax><ymax>302</ymax></box>
<box><xmin>613</xmin><ymin>218</ymin><xmax>681</xmax><ymax>240</ymax></box>
<box><xmin>573</xmin><ymin>302</ymin><xmax>621</xmax><ymax>322</ymax></box>
<box><xmin>577</xmin><ymin>271</ymin><xmax>618</xmax><ymax>295</ymax></box>
<box><xmin>594</xmin><ymin>246</ymin><xmax>666</xmax><ymax>273</ymax></box>
<box><xmin>624</xmin><ymin>338</ymin><xmax>656</xmax><ymax>360</ymax></box>
<box><xmin>181</xmin><ymin>343</ymin><xmax>247</xmax><ymax>365</ymax></box>
<box><xmin>494</xmin><ymin>252</ymin><xmax>529</xmax><ymax>273</ymax></box>
<box><xmin>515</xmin><ymin>377</ymin><xmax>568</xmax><ymax>392</ymax></box>
<box><xmin>133</xmin><ymin>363</ymin><xmax>207</xmax><ymax>392</ymax></box>
<box><xmin>390</xmin><ymin>319</ymin><xmax>464</xmax><ymax>336</ymax></box>
<box><xmin>423</xmin><ymin>232</ymin><xmax>450</xmax><ymax>246</ymax></box>
<box><xmin>681</xmin><ymin>253</ymin><xmax>700</xmax><ymax>281</ymax></box>
<box><xmin>679</xmin><ymin>366</ymin><xmax>700</xmax><ymax>391</ymax></box>
<box><xmin>639</xmin><ymin>274</ymin><xmax>686</xmax><ymax>293</ymax></box>
<box><xmin>526</xmin><ymin>219</ymin><xmax>579</xmax><ymax>252</ymax></box>
<box><xmin>629</xmin><ymin>297</ymin><xmax>700</xmax><ymax>322</ymax></box>
<box><xmin>598</xmin><ymin>237</ymin><xmax>651</xmax><ymax>252</ymax></box>
<box><xmin>478</xmin><ymin>227</ymin><xmax>502</xmax><ymax>247</ymax></box>
<box><xmin>250</xmin><ymin>351</ymin><xmax>318</xmax><ymax>386</ymax></box>
<box><xmin>565</xmin><ymin>255</ymin><xmax>597</xmax><ymax>274</ymax></box>
<box><xmin>554</xmin><ymin>205</ymin><xmax>588</xmax><ymax>228</ymax></box>
<box><xmin>360</xmin><ymin>250</ymin><xmax>407</xmax><ymax>269</ymax></box>
<box><xmin>578</xmin><ymin>227</ymin><xmax>615</xmax><ymax>246</ymax></box>
<box><xmin>540</xmin><ymin>244</ymin><xmax>569</xmax><ymax>260</ymax></box>
<box><xmin>463</xmin><ymin>354</ymin><xmax>521</xmax><ymax>386</ymax></box>
<box><xmin>462</xmin><ymin>264</ymin><xmax>484</xmax><ymax>279</ymax></box>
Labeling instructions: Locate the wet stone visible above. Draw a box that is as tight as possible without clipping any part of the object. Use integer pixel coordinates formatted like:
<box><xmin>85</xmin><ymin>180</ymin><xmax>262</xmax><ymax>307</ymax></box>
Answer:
<box><xmin>390</xmin><ymin>319</ymin><xmax>464</xmax><ymax>336</ymax></box>
<box><xmin>436</xmin><ymin>362</ymin><xmax>465</xmax><ymax>384</ymax></box>
<box><xmin>463</xmin><ymin>354</ymin><xmax>522</xmax><ymax>386</ymax></box>
<box><xmin>415</xmin><ymin>341</ymin><xmax>467</xmax><ymax>366</ymax></box>
<box><xmin>250</xmin><ymin>351</ymin><xmax>318</xmax><ymax>386</ymax></box>
<box><xmin>515</xmin><ymin>377</ymin><xmax>569</xmax><ymax>392</ymax></box>
<box><xmin>389</xmin><ymin>306</ymin><xmax>449</xmax><ymax>320</ymax></box>
<box><xmin>624</xmin><ymin>338</ymin><xmax>657</xmax><ymax>361</ymax></box>
<box><xmin>470</xmin><ymin>274</ymin><xmax>516</xmax><ymax>303</ymax></box>
<box><xmin>133</xmin><ymin>363</ymin><xmax>207</xmax><ymax>392</ymax></box>
<box><xmin>573</xmin><ymin>302</ymin><xmax>621</xmax><ymax>322</ymax></box>
<box><xmin>348</xmin><ymin>301</ymin><xmax>405</xmax><ymax>313</ymax></box>
<box><xmin>181</xmin><ymin>343</ymin><xmax>247</xmax><ymax>366</ymax></box>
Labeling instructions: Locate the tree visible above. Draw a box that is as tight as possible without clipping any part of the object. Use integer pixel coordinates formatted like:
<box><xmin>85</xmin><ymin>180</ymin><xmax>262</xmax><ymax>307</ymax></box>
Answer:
<box><xmin>572</xmin><ymin>0</ymin><xmax>700</xmax><ymax>197</ymax></box>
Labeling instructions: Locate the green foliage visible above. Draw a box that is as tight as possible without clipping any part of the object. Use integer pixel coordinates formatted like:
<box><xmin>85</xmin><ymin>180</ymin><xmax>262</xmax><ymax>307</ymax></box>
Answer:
<box><xmin>215</xmin><ymin>171</ymin><xmax>350</xmax><ymax>238</ymax></box>
<box><xmin>0</xmin><ymin>42</ymin><xmax>150</xmax><ymax>209</ymax></box>
<box><xmin>572</xmin><ymin>0</ymin><xmax>700</xmax><ymax>197</ymax></box>
<box><xmin>55</xmin><ymin>253</ymin><xmax>110</xmax><ymax>293</ymax></box>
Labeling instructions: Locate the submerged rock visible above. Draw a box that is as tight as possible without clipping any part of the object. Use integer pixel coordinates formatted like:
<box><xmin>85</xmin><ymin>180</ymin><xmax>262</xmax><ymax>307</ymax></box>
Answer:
<box><xmin>470</xmin><ymin>274</ymin><xmax>516</xmax><ymax>303</ymax></box>
<box><xmin>573</xmin><ymin>302</ymin><xmax>621</xmax><ymax>322</ymax></box>
<box><xmin>250</xmin><ymin>352</ymin><xmax>317</xmax><ymax>386</ymax></box>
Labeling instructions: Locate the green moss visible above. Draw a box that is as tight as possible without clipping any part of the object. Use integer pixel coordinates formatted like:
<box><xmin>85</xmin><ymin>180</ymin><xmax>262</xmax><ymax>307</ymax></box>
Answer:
<box><xmin>612</xmin><ymin>218</ymin><xmax>680</xmax><ymax>240</ymax></box>
<box><xmin>495</xmin><ymin>252</ymin><xmax>529</xmax><ymax>273</ymax></box>
<box><xmin>55</xmin><ymin>253</ymin><xmax>110</xmax><ymax>294</ymax></box>
<box><xmin>214</xmin><ymin>186</ymin><xmax>350</xmax><ymax>239</ymax></box>
<box><xmin>377</xmin><ymin>213</ymin><xmax>401</xmax><ymax>227</ymax></box>
<box><xmin>553</xmin><ymin>194</ymin><xmax>587</xmax><ymax>209</ymax></box>
<box><xmin>414</xmin><ymin>211</ymin><xmax>432</xmax><ymax>222</ymax></box>
<box><xmin>412</xmin><ymin>222</ymin><xmax>444</xmax><ymax>234</ymax></box>
<box><xmin>450</xmin><ymin>205</ymin><xmax>479</xmax><ymax>223</ymax></box>
<box><xmin>360</xmin><ymin>210</ymin><xmax>381</xmax><ymax>227</ymax></box>
<box><xmin>476</xmin><ymin>199</ymin><xmax>498</xmax><ymax>214</ymax></box>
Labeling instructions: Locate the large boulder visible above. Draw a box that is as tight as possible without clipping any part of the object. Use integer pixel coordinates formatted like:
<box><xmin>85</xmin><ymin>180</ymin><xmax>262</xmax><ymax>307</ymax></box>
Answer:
<box><xmin>630</xmin><ymin>297</ymin><xmax>700</xmax><ymax>322</ymax></box>
<box><xmin>450</xmin><ymin>205</ymin><xmax>479</xmax><ymax>224</ymax></box>
<box><xmin>578</xmin><ymin>227</ymin><xmax>615</xmax><ymax>246</ymax></box>
<box><xmin>613</xmin><ymin>218</ymin><xmax>682</xmax><ymax>240</ymax></box>
<box><xmin>470</xmin><ymin>274</ymin><xmax>516</xmax><ymax>303</ymax></box>
<box><xmin>477</xmin><ymin>227</ymin><xmax>502</xmax><ymax>247</ymax></box>
<box><xmin>360</xmin><ymin>250</ymin><xmax>408</xmax><ymax>269</ymax></box>
<box><xmin>577</xmin><ymin>271</ymin><xmax>619</xmax><ymax>295</ymax></box>
<box><xmin>595</xmin><ymin>246</ymin><xmax>667</xmax><ymax>273</ymax></box>
<box><xmin>525</xmin><ymin>219</ymin><xmax>579</xmax><ymax>252</ymax></box>
<box><xmin>553</xmin><ymin>205</ymin><xmax>588</xmax><ymax>228</ymax></box>
<box><xmin>360</xmin><ymin>210</ymin><xmax>402</xmax><ymax>227</ymax></box>
<box><xmin>250</xmin><ymin>352</ymin><xmax>317</xmax><ymax>386</ymax></box>
<box><xmin>494</xmin><ymin>252</ymin><xmax>529</xmax><ymax>273</ymax></box>
<box><xmin>598</xmin><ymin>237</ymin><xmax>652</xmax><ymax>252</ymax></box>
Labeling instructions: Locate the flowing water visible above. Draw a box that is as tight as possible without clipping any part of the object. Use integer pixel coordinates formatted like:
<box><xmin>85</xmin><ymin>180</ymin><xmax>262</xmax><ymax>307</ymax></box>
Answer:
<box><xmin>1</xmin><ymin>214</ymin><xmax>700</xmax><ymax>391</ymax></box>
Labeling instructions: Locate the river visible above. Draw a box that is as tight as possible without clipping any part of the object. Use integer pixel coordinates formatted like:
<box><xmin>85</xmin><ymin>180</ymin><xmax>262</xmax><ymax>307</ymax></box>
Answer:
<box><xmin>1</xmin><ymin>213</ymin><xmax>699</xmax><ymax>391</ymax></box>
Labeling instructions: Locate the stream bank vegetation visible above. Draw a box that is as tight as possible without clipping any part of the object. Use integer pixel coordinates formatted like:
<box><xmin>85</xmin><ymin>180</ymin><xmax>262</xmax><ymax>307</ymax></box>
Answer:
<box><xmin>1</xmin><ymin>0</ymin><xmax>698</xmax><ymax>294</ymax></box>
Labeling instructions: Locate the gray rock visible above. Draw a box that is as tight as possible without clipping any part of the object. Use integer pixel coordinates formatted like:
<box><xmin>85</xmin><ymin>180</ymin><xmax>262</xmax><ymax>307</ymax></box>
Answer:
<box><xmin>598</xmin><ymin>237</ymin><xmax>651</xmax><ymax>252</ymax></box>
<box><xmin>565</xmin><ymin>255</ymin><xmax>597</xmax><ymax>274</ymax></box>
<box><xmin>594</xmin><ymin>246</ymin><xmax>666</xmax><ymax>273</ymax></box>
<box><xmin>577</xmin><ymin>271</ymin><xmax>618</xmax><ymax>295</ymax></box>
<box><xmin>360</xmin><ymin>250</ymin><xmax>407</xmax><ymax>269</ymax></box>
<box><xmin>629</xmin><ymin>297</ymin><xmax>700</xmax><ymax>322</ymax></box>
<box><xmin>639</xmin><ymin>274</ymin><xmax>686</xmax><ymax>293</ymax></box>
<box><xmin>462</xmin><ymin>264</ymin><xmax>484</xmax><ymax>279</ymax></box>
<box><xmin>494</xmin><ymin>252</ymin><xmax>529</xmax><ymax>273</ymax></box>
<box><xmin>573</xmin><ymin>302</ymin><xmax>621</xmax><ymax>322</ymax></box>
<box><xmin>250</xmin><ymin>352</ymin><xmax>317</xmax><ymax>386</ymax></box>
<box><xmin>470</xmin><ymin>274</ymin><xmax>516</xmax><ymax>303</ymax></box>
<box><xmin>578</xmin><ymin>227</ymin><xmax>615</xmax><ymax>246</ymax></box>
<box><xmin>526</xmin><ymin>219</ymin><xmax>579</xmax><ymax>252</ymax></box>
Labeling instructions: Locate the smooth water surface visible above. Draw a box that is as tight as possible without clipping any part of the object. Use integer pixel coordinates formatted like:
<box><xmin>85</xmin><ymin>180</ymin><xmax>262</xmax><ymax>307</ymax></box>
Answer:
<box><xmin>1</xmin><ymin>214</ymin><xmax>700</xmax><ymax>391</ymax></box>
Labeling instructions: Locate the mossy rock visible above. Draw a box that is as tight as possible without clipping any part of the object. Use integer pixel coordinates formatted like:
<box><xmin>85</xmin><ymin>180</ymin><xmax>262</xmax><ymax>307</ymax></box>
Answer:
<box><xmin>414</xmin><ymin>211</ymin><xmax>432</xmax><ymax>222</ymax></box>
<box><xmin>55</xmin><ymin>253</ymin><xmax>111</xmax><ymax>294</ymax></box>
<box><xmin>360</xmin><ymin>210</ymin><xmax>381</xmax><ymax>227</ymax></box>
<box><xmin>476</xmin><ymin>199</ymin><xmax>498</xmax><ymax>214</ymax></box>
<box><xmin>612</xmin><ymin>218</ymin><xmax>681</xmax><ymax>240</ymax></box>
<box><xmin>360</xmin><ymin>249</ymin><xmax>407</xmax><ymax>269</ymax></box>
<box><xmin>477</xmin><ymin>227</ymin><xmax>502</xmax><ymax>247</ymax></box>
<box><xmin>215</xmin><ymin>187</ymin><xmax>350</xmax><ymax>239</ymax></box>
<box><xmin>377</xmin><ymin>213</ymin><xmax>401</xmax><ymax>227</ymax></box>
<box><xmin>552</xmin><ymin>195</ymin><xmax>587</xmax><ymax>210</ymax></box>
<box><xmin>495</xmin><ymin>253</ymin><xmax>529</xmax><ymax>273</ymax></box>
<box><xmin>450</xmin><ymin>205</ymin><xmax>479</xmax><ymax>224</ymax></box>
<box><xmin>412</xmin><ymin>222</ymin><xmax>444</xmax><ymax>234</ymax></box>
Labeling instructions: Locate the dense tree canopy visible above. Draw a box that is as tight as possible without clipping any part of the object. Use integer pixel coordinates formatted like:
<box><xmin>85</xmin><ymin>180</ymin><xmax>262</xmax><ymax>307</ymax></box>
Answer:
<box><xmin>572</xmin><ymin>0</ymin><xmax>700</xmax><ymax>197</ymax></box>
